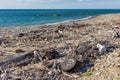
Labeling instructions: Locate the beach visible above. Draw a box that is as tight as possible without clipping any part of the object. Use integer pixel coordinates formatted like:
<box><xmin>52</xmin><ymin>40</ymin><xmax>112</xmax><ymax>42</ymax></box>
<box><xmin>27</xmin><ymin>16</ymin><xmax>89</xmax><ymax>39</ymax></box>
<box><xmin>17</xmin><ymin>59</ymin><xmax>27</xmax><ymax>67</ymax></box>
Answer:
<box><xmin>0</xmin><ymin>14</ymin><xmax>120</xmax><ymax>80</ymax></box>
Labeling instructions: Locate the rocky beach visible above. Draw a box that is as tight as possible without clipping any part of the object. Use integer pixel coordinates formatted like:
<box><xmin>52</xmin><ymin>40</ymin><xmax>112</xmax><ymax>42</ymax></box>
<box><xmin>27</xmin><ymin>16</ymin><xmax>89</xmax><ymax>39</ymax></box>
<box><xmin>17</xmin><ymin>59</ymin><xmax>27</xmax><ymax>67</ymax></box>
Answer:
<box><xmin>0</xmin><ymin>14</ymin><xmax>120</xmax><ymax>80</ymax></box>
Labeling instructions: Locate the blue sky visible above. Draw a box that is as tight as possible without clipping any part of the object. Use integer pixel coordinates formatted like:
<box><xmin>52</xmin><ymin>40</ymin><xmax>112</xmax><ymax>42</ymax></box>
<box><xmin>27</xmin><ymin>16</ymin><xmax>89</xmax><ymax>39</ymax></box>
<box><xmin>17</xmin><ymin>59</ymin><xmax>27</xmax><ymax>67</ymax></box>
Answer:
<box><xmin>0</xmin><ymin>0</ymin><xmax>120</xmax><ymax>9</ymax></box>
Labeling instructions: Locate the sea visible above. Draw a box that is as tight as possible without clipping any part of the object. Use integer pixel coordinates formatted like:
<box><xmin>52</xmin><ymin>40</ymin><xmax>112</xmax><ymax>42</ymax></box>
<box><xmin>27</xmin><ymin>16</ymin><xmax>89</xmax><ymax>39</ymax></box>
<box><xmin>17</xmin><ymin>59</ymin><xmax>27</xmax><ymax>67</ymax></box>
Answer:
<box><xmin>0</xmin><ymin>9</ymin><xmax>120</xmax><ymax>27</ymax></box>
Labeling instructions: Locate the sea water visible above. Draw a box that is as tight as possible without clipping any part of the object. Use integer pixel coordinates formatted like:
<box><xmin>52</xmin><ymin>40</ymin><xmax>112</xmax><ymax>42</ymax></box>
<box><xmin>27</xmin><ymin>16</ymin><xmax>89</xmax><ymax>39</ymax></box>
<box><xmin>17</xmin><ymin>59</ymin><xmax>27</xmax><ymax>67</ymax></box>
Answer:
<box><xmin>0</xmin><ymin>9</ymin><xmax>120</xmax><ymax>27</ymax></box>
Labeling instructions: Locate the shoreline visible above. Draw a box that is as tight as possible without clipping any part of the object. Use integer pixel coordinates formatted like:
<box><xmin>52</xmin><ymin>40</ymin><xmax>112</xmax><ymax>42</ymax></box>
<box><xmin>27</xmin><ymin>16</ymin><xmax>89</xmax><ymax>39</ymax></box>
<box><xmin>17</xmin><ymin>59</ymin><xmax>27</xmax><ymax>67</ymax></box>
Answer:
<box><xmin>0</xmin><ymin>15</ymin><xmax>95</xmax><ymax>36</ymax></box>
<box><xmin>0</xmin><ymin>13</ymin><xmax>119</xmax><ymax>36</ymax></box>
<box><xmin>0</xmin><ymin>13</ymin><xmax>120</xmax><ymax>80</ymax></box>
<box><xmin>0</xmin><ymin>15</ymin><xmax>94</xmax><ymax>29</ymax></box>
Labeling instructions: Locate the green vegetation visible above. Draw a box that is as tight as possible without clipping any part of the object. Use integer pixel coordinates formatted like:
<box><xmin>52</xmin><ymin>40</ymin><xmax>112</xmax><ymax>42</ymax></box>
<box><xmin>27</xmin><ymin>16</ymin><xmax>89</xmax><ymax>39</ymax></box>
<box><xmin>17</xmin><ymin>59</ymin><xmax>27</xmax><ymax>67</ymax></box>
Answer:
<box><xmin>85</xmin><ymin>72</ymin><xmax>92</xmax><ymax>76</ymax></box>
<box><xmin>117</xmin><ymin>78</ymin><xmax>120</xmax><ymax>80</ymax></box>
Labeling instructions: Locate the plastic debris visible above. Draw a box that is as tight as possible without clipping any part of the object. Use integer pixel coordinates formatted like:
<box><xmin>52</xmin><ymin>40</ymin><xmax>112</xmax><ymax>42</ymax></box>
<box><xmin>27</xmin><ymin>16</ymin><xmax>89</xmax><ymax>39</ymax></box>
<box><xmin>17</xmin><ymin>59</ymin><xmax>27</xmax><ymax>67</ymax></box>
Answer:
<box><xmin>97</xmin><ymin>44</ymin><xmax>106</xmax><ymax>54</ymax></box>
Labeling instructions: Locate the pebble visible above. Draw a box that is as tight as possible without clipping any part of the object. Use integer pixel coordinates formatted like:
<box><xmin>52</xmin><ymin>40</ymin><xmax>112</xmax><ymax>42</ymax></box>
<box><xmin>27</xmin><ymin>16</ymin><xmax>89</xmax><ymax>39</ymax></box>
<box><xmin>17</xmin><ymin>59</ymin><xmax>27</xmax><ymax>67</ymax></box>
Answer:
<box><xmin>1</xmin><ymin>73</ymin><xmax>7</xmax><ymax>78</ymax></box>
<box><xmin>27</xmin><ymin>77</ymin><xmax>33</xmax><ymax>80</ymax></box>
<box><xmin>114</xmin><ymin>52</ymin><xmax>120</xmax><ymax>57</ymax></box>
<box><xmin>48</xmin><ymin>71</ymin><xmax>53</xmax><ymax>75</ymax></box>
<box><xmin>12</xmin><ymin>71</ymin><xmax>18</xmax><ymax>75</ymax></box>
<box><xmin>1</xmin><ymin>73</ymin><xmax>7</xmax><ymax>80</ymax></box>
<box><xmin>95</xmin><ymin>72</ymin><xmax>101</xmax><ymax>76</ymax></box>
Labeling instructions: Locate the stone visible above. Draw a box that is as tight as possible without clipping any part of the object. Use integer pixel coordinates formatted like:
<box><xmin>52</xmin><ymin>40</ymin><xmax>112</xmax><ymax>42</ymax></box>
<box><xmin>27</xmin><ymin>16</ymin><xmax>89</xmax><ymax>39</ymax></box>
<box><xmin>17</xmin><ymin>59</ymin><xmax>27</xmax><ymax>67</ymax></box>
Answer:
<box><xmin>116</xmin><ymin>63</ymin><xmax>120</xmax><ymax>67</ymax></box>
<box><xmin>95</xmin><ymin>72</ymin><xmax>101</xmax><ymax>76</ymax></box>
<box><xmin>48</xmin><ymin>71</ymin><xmax>53</xmax><ymax>75</ymax></box>
<box><xmin>1</xmin><ymin>73</ymin><xmax>6</xmax><ymax>78</ymax></box>
<box><xmin>1</xmin><ymin>73</ymin><xmax>7</xmax><ymax>80</ymax></box>
<box><xmin>114</xmin><ymin>52</ymin><xmax>120</xmax><ymax>57</ymax></box>
<box><xmin>12</xmin><ymin>76</ymin><xmax>22</xmax><ymax>80</ymax></box>
<box><xmin>12</xmin><ymin>71</ymin><xmax>18</xmax><ymax>75</ymax></box>
<box><xmin>27</xmin><ymin>77</ymin><xmax>33</xmax><ymax>80</ymax></box>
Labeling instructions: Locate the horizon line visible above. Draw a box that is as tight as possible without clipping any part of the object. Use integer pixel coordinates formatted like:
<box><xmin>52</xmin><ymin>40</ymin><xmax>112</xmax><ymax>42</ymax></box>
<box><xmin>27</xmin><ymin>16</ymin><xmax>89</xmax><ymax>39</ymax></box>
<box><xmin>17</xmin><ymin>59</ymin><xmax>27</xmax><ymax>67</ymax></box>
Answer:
<box><xmin>0</xmin><ymin>8</ymin><xmax>120</xmax><ymax>10</ymax></box>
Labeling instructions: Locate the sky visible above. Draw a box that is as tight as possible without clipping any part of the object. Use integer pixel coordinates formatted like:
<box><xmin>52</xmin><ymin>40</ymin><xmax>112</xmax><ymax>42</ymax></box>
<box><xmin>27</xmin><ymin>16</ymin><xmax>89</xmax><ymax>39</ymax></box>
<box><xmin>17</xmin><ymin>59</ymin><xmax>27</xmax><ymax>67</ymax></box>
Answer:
<box><xmin>0</xmin><ymin>0</ymin><xmax>120</xmax><ymax>9</ymax></box>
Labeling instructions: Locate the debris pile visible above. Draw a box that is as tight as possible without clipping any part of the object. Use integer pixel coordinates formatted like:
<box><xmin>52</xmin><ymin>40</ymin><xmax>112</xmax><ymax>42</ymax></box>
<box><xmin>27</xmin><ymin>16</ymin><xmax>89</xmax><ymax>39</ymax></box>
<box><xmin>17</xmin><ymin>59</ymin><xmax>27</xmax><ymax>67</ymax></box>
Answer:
<box><xmin>0</xmin><ymin>14</ymin><xmax>120</xmax><ymax>80</ymax></box>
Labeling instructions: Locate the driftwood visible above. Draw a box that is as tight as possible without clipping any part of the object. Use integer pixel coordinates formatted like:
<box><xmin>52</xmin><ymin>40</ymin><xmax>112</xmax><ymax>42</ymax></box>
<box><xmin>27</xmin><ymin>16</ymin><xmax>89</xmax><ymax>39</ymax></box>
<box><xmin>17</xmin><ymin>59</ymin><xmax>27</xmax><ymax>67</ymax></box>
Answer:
<box><xmin>0</xmin><ymin>51</ymin><xmax>41</xmax><ymax>68</ymax></box>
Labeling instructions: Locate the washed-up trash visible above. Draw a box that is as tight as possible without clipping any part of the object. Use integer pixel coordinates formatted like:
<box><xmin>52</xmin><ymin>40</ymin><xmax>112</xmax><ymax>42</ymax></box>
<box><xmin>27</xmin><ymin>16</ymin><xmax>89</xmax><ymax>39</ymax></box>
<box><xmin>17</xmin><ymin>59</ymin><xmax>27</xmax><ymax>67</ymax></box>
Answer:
<box><xmin>0</xmin><ymin>39</ymin><xmax>5</xmax><ymax>45</ymax></box>
<box><xmin>31</xmin><ymin>35</ymin><xmax>45</xmax><ymax>42</ymax></box>
<box><xmin>18</xmin><ymin>33</ymin><xmax>25</xmax><ymax>37</ymax></box>
<box><xmin>75</xmin><ymin>54</ymin><xmax>83</xmax><ymax>62</ymax></box>
<box><xmin>114</xmin><ymin>31</ymin><xmax>120</xmax><ymax>38</ymax></box>
<box><xmin>62</xmin><ymin>58</ymin><xmax>78</xmax><ymax>71</ymax></box>
<box><xmin>57</xmin><ymin>24</ymin><xmax>65</xmax><ymax>31</ymax></box>
<box><xmin>33</xmin><ymin>50</ymin><xmax>42</xmax><ymax>62</ymax></box>
<box><xmin>32</xmin><ymin>35</ymin><xmax>40</xmax><ymax>39</ymax></box>
<box><xmin>58</xmin><ymin>52</ymin><xmax>64</xmax><ymax>57</ymax></box>
<box><xmin>43</xmin><ymin>49</ymin><xmax>59</xmax><ymax>60</ymax></box>
<box><xmin>37</xmin><ymin>37</ymin><xmax>44</xmax><ymax>41</ymax></box>
<box><xmin>97</xmin><ymin>44</ymin><xmax>106</xmax><ymax>55</ymax></box>
<box><xmin>15</xmin><ymin>49</ymin><xmax>25</xmax><ymax>53</ymax></box>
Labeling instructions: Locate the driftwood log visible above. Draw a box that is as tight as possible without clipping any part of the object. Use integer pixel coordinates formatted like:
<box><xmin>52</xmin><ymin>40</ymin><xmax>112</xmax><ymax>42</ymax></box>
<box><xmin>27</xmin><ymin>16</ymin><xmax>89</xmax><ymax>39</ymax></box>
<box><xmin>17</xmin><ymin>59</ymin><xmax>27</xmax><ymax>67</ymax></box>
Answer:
<box><xmin>0</xmin><ymin>51</ymin><xmax>41</xmax><ymax>68</ymax></box>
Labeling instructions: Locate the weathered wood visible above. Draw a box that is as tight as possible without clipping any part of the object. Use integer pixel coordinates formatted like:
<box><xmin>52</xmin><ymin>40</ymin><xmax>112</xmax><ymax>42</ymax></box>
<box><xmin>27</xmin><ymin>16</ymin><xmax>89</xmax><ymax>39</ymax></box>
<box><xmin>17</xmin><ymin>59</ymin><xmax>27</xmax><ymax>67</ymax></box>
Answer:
<box><xmin>0</xmin><ymin>51</ymin><xmax>35</xmax><ymax>68</ymax></box>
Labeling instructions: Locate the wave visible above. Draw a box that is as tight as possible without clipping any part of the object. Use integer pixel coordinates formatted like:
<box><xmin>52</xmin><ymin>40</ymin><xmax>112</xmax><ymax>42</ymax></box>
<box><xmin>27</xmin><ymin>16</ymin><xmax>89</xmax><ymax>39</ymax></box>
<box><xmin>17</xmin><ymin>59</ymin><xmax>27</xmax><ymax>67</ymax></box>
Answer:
<box><xmin>45</xmin><ymin>16</ymin><xmax>93</xmax><ymax>25</ymax></box>
<box><xmin>79</xmin><ymin>16</ymin><xmax>93</xmax><ymax>20</ymax></box>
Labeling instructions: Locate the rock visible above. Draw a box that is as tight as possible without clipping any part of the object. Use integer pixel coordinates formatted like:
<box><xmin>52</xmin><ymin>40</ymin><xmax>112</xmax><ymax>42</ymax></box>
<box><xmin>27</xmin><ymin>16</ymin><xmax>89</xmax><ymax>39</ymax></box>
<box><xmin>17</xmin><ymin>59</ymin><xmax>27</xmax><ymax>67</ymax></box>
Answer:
<box><xmin>95</xmin><ymin>72</ymin><xmax>101</xmax><ymax>76</ymax></box>
<box><xmin>58</xmin><ymin>30</ymin><xmax>63</xmax><ymax>34</ymax></box>
<box><xmin>12</xmin><ymin>76</ymin><xmax>22</xmax><ymax>80</ymax></box>
<box><xmin>48</xmin><ymin>71</ymin><xmax>53</xmax><ymax>75</ymax></box>
<box><xmin>27</xmin><ymin>77</ymin><xmax>33</xmax><ymax>80</ymax></box>
<box><xmin>116</xmin><ymin>63</ymin><xmax>120</xmax><ymax>67</ymax></box>
<box><xmin>112</xmin><ymin>25</ymin><xmax>119</xmax><ymax>29</ymax></box>
<box><xmin>0</xmin><ymin>52</ymin><xmax>3</xmax><ymax>56</ymax></box>
<box><xmin>114</xmin><ymin>52</ymin><xmax>120</xmax><ymax>57</ymax></box>
<box><xmin>71</xmin><ymin>73</ymin><xmax>80</xmax><ymax>78</ymax></box>
<box><xmin>1</xmin><ymin>73</ymin><xmax>6</xmax><ymax>78</ymax></box>
<box><xmin>97</xmin><ymin>44</ymin><xmax>106</xmax><ymax>54</ymax></box>
<box><xmin>16</xmin><ymin>42</ymin><xmax>22</xmax><ymax>46</ymax></box>
<box><xmin>1</xmin><ymin>73</ymin><xmax>7</xmax><ymax>80</ymax></box>
<box><xmin>12</xmin><ymin>71</ymin><xmax>18</xmax><ymax>75</ymax></box>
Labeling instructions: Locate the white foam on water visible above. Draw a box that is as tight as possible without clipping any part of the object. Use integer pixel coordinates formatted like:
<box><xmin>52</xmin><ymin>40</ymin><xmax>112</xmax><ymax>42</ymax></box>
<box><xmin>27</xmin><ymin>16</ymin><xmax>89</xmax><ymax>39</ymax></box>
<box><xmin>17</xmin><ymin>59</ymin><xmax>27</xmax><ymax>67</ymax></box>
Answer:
<box><xmin>45</xmin><ymin>16</ymin><xmax>93</xmax><ymax>25</ymax></box>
